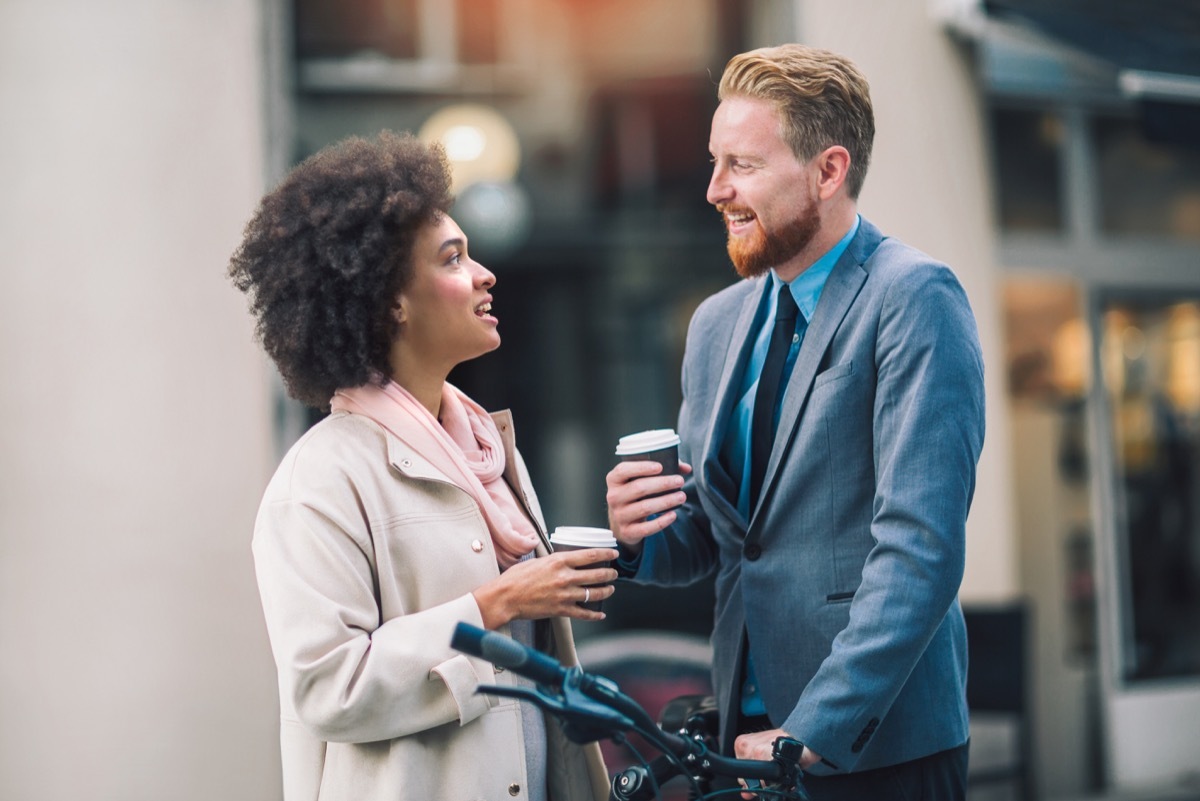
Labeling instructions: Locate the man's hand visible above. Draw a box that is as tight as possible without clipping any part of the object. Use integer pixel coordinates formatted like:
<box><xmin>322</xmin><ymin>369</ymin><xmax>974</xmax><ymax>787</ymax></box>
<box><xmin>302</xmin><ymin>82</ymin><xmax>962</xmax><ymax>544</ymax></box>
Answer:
<box><xmin>734</xmin><ymin>728</ymin><xmax>821</xmax><ymax>798</ymax></box>
<box><xmin>604</xmin><ymin>460</ymin><xmax>691</xmax><ymax>550</ymax></box>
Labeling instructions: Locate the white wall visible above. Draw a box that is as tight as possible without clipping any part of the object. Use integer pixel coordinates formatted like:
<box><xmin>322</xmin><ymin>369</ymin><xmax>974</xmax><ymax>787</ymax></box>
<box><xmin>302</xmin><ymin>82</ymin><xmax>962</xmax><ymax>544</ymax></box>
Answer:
<box><xmin>0</xmin><ymin>2</ymin><xmax>281</xmax><ymax>799</ymax></box>
<box><xmin>798</xmin><ymin>0</ymin><xmax>1019</xmax><ymax>601</ymax></box>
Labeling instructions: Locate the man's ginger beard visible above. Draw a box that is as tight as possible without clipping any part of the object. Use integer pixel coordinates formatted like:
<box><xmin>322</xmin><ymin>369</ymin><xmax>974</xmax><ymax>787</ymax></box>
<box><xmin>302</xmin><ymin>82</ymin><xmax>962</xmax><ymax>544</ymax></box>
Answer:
<box><xmin>723</xmin><ymin>200</ymin><xmax>821</xmax><ymax>279</ymax></box>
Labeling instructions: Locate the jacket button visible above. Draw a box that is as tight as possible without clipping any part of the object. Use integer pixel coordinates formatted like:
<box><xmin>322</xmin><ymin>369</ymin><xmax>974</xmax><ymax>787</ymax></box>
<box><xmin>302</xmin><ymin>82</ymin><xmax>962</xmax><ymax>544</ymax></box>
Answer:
<box><xmin>471</xmin><ymin>539</ymin><xmax>484</xmax><ymax>552</ymax></box>
<box><xmin>508</xmin><ymin>783</ymin><xmax>521</xmax><ymax>796</ymax></box>
<box><xmin>745</xmin><ymin>543</ymin><xmax>762</xmax><ymax>560</ymax></box>
<box><xmin>401</xmin><ymin>458</ymin><xmax>412</xmax><ymax>468</ymax></box>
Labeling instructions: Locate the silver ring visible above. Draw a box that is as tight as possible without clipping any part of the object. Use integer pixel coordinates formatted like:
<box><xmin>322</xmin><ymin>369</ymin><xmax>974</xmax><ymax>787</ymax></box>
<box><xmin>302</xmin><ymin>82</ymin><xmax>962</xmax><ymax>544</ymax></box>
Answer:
<box><xmin>583</xmin><ymin>587</ymin><xmax>591</xmax><ymax>604</ymax></box>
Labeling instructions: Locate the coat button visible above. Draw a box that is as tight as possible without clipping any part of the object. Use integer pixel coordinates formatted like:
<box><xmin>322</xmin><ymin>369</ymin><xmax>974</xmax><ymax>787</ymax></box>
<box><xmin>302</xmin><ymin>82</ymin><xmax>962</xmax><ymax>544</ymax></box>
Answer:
<box><xmin>471</xmin><ymin>539</ymin><xmax>484</xmax><ymax>552</ymax></box>
<box><xmin>400</xmin><ymin>458</ymin><xmax>412</xmax><ymax>468</ymax></box>
<box><xmin>508</xmin><ymin>783</ymin><xmax>521</xmax><ymax>796</ymax></box>
<box><xmin>745</xmin><ymin>543</ymin><xmax>762</xmax><ymax>560</ymax></box>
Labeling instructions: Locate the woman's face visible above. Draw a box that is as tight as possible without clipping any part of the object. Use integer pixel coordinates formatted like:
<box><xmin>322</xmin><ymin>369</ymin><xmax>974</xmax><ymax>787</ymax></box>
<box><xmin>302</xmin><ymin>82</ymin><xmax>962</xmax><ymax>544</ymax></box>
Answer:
<box><xmin>394</xmin><ymin>214</ymin><xmax>500</xmax><ymax>373</ymax></box>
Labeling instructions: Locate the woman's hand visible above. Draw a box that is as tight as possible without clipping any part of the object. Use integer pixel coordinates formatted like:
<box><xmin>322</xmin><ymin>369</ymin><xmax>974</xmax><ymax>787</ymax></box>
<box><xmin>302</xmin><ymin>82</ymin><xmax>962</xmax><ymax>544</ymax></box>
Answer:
<box><xmin>472</xmin><ymin>548</ymin><xmax>619</xmax><ymax>630</ymax></box>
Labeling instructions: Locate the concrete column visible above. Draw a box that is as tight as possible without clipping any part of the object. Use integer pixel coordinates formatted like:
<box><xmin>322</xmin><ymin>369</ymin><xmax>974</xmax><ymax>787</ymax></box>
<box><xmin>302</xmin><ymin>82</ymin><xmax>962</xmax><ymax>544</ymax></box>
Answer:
<box><xmin>0</xmin><ymin>2</ymin><xmax>281</xmax><ymax>798</ymax></box>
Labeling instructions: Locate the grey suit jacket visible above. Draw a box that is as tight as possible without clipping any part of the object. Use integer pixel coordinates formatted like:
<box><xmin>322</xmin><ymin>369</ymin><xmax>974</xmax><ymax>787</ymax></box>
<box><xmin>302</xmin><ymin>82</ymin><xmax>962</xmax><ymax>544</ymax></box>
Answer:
<box><xmin>629</xmin><ymin>218</ymin><xmax>985</xmax><ymax>774</ymax></box>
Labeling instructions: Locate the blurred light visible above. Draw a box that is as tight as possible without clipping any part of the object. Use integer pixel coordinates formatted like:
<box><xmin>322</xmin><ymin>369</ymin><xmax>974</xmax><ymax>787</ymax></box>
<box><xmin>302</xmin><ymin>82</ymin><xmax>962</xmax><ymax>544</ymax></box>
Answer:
<box><xmin>1052</xmin><ymin>317</ymin><xmax>1091</xmax><ymax>397</ymax></box>
<box><xmin>1122</xmin><ymin>325</ymin><xmax>1146</xmax><ymax>360</ymax></box>
<box><xmin>454</xmin><ymin>180</ymin><xmax>532</xmax><ymax>261</ymax></box>
<box><xmin>1165</xmin><ymin>302</ymin><xmax>1200</xmax><ymax>416</ymax></box>
<box><xmin>418</xmin><ymin>103</ymin><xmax>521</xmax><ymax>193</ymax></box>
<box><xmin>443</xmin><ymin>124</ymin><xmax>487</xmax><ymax>162</ymax></box>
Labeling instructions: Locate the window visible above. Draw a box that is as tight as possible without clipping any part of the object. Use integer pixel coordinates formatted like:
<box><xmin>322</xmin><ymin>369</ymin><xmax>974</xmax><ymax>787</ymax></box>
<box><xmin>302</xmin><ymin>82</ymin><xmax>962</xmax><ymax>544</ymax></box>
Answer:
<box><xmin>1100</xmin><ymin>294</ymin><xmax>1200</xmax><ymax>681</ymax></box>
<box><xmin>295</xmin><ymin>0</ymin><xmax>419</xmax><ymax>60</ymax></box>
<box><xmin>991</xmin><ymin>107</ymin><xmax>1065</xmax><ymax>234</ymax></box>
<box><xmin>1094</xmin><ymin>110</ymin><xmax>1200</xmax><ymax>242</ymax></box>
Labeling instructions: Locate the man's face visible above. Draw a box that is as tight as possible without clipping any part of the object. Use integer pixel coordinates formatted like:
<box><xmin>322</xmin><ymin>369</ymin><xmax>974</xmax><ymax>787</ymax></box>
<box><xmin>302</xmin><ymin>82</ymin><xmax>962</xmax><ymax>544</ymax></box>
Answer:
<box><xmin>706</xmin><ymin>96</ymin><xmax>820</xmax><ymax>279</ymax></box>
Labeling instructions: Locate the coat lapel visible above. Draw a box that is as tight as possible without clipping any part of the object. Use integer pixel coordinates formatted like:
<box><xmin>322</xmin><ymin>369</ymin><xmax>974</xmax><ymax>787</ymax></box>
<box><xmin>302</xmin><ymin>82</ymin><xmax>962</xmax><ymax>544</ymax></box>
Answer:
<box><xmin>492</xmin><ymin>409</ymin><xmax>552</xmax><ymax>551</ymax></box>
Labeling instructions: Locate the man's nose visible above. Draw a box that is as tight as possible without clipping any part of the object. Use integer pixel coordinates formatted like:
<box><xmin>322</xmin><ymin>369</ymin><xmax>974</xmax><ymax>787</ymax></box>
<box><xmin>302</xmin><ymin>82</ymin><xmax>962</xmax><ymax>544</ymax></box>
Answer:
<box><xmin>706</xmin><ymin>166</ymin><xmax>730</xmax><ymax>206</ymax></box>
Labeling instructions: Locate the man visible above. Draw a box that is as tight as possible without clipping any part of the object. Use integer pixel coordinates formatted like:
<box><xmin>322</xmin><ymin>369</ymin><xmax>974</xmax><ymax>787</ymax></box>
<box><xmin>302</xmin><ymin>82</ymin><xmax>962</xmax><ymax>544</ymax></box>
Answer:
<box><xmin>605</xmin><ymin>44</ymin><xmax>985</xmax><ymax>801</ymax></box>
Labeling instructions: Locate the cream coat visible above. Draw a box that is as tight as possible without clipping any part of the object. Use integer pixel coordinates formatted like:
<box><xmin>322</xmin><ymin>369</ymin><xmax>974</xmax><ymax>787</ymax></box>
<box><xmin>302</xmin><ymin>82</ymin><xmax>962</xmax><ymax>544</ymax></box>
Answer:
<box><xmin>252</xmin><ymin>409</ymin><xmax>609</xmax><ymax>801</ymax></box>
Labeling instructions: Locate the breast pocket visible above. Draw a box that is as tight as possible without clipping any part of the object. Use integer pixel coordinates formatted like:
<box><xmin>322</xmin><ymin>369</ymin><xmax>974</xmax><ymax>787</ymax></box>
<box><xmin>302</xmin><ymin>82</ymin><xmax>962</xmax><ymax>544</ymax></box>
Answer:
<box><xmin>813</xmin><ymin>359</ymin><xmax>854</xmax><ymax>389</ymax></box>
<box><xmin>808</xmin><ymin>360</ymin><xmax>870</xmax><ymax>448</ymax></box>
<box><xmin>374</xmin><ymin>494</ymin><xmax>495</xmax><ymax>614</ymax></box>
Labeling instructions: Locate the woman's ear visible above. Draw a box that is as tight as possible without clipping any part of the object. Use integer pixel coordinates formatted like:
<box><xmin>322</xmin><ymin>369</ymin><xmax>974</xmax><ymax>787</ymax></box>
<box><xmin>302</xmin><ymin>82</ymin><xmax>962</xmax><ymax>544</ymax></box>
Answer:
<box><xmin>392</xmin><ymin>295</ymin><xmax>408</xmax><ymax>325</ymax></box>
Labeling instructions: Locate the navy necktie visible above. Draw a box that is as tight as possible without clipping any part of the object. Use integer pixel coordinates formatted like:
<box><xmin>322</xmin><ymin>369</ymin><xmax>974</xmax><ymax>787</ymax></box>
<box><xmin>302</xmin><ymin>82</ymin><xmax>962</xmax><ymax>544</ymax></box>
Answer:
<box><xmin>749</xmin><ymin>285</ymin><xmax>801</xmax><ymax>506</ymax></box>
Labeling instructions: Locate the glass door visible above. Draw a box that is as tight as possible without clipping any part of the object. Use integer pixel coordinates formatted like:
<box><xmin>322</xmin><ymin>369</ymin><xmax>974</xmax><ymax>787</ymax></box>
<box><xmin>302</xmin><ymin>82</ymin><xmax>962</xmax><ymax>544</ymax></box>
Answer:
<box><xmin>1090</xmin><ymin>290</ymin><xmax>1200</xmax><ymax>788</ymax></box>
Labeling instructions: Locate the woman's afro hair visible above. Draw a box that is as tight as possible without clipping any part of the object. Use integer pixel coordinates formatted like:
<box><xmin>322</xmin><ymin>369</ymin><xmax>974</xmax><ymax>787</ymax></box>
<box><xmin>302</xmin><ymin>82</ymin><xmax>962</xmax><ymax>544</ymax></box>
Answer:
<box><xmin>229</xmin><ymin>131</ymin><xmax>453</xmax><ymax>409</ymax></box>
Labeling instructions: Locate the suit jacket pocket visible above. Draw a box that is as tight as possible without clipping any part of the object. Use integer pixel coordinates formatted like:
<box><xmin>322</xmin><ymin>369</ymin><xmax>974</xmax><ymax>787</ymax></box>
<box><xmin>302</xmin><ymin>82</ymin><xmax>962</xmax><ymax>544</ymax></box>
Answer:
<box><xmin>813</xmin><ymin>360</ymin><xmax>854</xmax><ymax>389</ymax></box>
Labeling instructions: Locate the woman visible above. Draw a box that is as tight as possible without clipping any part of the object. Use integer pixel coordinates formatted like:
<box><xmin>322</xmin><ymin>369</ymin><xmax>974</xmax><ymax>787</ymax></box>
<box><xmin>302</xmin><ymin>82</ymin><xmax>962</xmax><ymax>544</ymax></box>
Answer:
<box><xmin>229</xmin><ymin>131</ymin><xmax>614</xmax><ymax>801</ymax></box>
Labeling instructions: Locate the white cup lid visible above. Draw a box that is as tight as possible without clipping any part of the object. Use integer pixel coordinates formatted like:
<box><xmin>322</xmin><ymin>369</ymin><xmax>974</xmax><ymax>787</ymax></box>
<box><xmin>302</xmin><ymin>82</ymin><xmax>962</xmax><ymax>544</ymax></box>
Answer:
<box><xmin>615</xmin><ymin>428</ymin><xmax>680</xmax><ymax>455</ymax></box>
<box><xmin>549</xmin><ymin>526</ymin><xmax>617</xmax><ymax>547</ymax></box>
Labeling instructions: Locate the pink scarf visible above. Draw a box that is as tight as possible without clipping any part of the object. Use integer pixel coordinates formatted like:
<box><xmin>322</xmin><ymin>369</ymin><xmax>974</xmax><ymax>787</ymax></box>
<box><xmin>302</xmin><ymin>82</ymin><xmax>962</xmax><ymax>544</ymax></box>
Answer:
<box><xmin>330</xmin><ymin>380</ymin><xmax>539</xmax><ymax>568</ymax></box>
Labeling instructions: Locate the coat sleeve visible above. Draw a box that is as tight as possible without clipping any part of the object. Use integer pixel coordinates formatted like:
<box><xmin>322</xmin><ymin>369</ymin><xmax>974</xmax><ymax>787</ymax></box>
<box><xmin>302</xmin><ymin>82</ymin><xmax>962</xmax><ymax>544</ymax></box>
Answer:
<box><xmin>783</xmin><ymin>259</ymin><xmax>985</xmax><ymax>771</ymax></box>
<box><xmin>252</xmin><ymin>491</ymin><xmax>496</xmax><ymax>744</ymax></box>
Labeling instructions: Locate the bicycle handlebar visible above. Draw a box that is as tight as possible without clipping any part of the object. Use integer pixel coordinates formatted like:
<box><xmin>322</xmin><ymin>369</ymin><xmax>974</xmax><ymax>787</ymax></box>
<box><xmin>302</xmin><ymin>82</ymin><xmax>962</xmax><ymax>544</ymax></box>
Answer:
<box><xmin>450</xmin><ymin>621</ymin><xmax>566</xmax><ymax>686</ymax></box>
<box><xmin>450</xmin><ymin>622</ymin><xmax>809</xmax><ymax>800</ymax></box>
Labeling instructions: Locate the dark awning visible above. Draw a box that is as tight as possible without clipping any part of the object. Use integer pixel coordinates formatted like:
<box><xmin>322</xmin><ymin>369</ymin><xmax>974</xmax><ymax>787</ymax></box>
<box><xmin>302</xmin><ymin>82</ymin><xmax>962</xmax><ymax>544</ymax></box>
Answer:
<box><xmin>973</xmin><ymin>0</ymin><xmax>1200</xmax><ymax>144</ymax></box>
<box><xmin>983</xmin><ymin>0</ymin><xmax>1200</xmax><ymax>79</ymax></box>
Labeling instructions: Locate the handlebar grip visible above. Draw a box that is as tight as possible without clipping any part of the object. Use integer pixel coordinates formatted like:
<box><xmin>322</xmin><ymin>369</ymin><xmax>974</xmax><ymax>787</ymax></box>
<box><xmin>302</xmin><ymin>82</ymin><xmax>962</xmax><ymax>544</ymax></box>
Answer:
<box><xmin>451</xmin><ymin>622</ymin><xmax>566</xmax><ymax>686</ymax></box>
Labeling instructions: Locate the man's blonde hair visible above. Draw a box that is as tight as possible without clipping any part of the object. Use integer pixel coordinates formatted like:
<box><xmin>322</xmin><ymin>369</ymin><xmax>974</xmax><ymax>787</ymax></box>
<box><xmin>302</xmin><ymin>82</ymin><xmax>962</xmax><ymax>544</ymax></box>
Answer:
<box><xmin>719</xmin><ymin>44</ymin><xmax>875</xmax><ymax>198</ymax></box>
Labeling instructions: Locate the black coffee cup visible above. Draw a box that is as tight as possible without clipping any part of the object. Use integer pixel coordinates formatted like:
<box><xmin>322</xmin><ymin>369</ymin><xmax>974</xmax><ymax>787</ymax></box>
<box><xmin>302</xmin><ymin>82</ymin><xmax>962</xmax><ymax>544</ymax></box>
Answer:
<box><xmin>549</xmin><ymin>526</ymin><xmax>617</xmax><ymax>612</ymax></box>
<box><xmin>616</xmin><ymin>429</ymin><xmax>681</xmax><ymax>494</ymax></box>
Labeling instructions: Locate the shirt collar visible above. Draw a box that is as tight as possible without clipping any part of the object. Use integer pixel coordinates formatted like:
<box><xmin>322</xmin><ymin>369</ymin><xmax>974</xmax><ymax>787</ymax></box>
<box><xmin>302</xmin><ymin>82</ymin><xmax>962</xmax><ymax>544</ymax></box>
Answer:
<box><xmin>769</xmin><ymin>214</ymin><xmax>860</xmax><ymax>321</ymax></box>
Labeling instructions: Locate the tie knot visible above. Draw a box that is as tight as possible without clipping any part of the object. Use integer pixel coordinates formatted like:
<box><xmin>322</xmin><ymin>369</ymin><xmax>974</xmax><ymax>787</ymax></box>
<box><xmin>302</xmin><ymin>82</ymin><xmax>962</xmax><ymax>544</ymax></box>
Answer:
<box><xmin>775</xmin><ymin>284</ymin><xmax>799</xmax><ymax>326</ymax></box>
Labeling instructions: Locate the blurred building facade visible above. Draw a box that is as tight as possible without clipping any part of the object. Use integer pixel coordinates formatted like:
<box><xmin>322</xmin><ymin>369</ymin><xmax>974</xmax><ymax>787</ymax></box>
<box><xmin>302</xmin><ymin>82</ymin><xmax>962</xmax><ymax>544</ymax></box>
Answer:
<box><xmin>1</xmin><ymin>1</ymin><xmax>1198</xmax><ymax>800</ymax></box>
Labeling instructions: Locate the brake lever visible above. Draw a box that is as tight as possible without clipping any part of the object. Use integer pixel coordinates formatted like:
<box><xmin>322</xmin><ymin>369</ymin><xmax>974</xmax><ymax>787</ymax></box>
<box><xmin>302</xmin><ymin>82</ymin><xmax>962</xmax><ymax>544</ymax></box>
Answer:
<box><xmin>743</xmin><ymin>736</ymin><xmax>810</xmax><ymax>800</ymax></box>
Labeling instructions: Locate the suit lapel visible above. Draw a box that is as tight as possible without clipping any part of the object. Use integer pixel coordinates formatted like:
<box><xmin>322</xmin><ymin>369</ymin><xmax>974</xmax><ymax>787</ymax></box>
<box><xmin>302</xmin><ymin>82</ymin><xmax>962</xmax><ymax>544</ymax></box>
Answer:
<box><xmin>747</xmin><ymin>222</ymin><xmax>880</xmax><ymax>527</ymax></box>
<box><xmin>700</xmin><ymin>278</ymin><xmax>766</xmax><ymax>529</ymax></box>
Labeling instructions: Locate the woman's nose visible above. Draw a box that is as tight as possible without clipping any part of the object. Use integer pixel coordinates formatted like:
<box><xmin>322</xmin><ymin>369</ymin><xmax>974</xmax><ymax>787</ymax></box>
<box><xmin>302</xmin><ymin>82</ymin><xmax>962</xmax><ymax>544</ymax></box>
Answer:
<box><xmin>474</xmin><ymin>261</ymin><xmax>496</xmax><ymax>288</ymax></box>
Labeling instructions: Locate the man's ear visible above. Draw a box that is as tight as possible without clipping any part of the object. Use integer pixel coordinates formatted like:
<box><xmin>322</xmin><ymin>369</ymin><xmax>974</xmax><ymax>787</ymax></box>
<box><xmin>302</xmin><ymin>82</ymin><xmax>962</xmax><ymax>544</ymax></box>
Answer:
<box><xmin>815</xmin><ymin>146</ymin><xmax>851</xmax><ymax>200</ymax></box>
